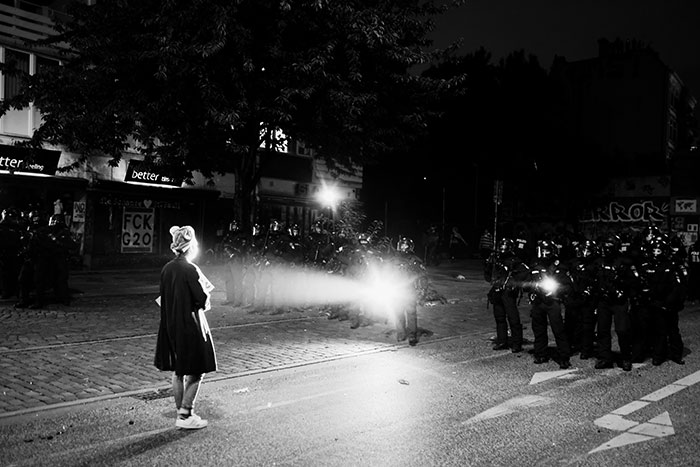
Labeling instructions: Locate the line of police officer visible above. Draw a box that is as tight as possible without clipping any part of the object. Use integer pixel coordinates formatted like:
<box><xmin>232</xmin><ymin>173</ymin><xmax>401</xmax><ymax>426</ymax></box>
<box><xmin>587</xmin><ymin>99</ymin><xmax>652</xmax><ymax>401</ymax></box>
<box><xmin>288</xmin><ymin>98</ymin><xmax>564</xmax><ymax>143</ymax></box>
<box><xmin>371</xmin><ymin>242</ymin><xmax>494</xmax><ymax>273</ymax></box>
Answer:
<box><xmin>486</xmin><ymin>225</ymin><xmax>691</xmax><ymax>371</ymax></box>
<box><xmin>221</xmin><ymin>219</ymin><xmax>444</xmax><ymax>345</ymax></box>
<box><xmin>0</xmin><ymin>207</ymin><xmax>77</xmax><ymax>308</ymax></box>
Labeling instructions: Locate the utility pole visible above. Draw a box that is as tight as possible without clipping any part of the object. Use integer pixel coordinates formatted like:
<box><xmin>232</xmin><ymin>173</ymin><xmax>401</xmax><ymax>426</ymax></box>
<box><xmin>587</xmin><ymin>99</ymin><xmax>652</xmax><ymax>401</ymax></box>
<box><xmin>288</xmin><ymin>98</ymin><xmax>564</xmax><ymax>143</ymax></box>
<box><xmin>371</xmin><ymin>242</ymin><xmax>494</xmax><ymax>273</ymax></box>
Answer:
<box><xmin>492</xmin><ymin>180</ymin><xmax>503</xmax><ymax>279</ymax></box>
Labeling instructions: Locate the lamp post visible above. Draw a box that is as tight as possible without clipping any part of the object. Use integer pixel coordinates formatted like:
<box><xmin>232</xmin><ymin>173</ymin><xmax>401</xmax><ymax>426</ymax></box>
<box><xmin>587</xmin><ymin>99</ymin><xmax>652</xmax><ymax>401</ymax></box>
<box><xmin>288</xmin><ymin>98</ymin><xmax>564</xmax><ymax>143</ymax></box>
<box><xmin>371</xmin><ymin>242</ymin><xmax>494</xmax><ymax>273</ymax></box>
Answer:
<box><xmin>316</xmin><ymin>184</ymin><xmax>341</xmax><ymax>220</ymax></box>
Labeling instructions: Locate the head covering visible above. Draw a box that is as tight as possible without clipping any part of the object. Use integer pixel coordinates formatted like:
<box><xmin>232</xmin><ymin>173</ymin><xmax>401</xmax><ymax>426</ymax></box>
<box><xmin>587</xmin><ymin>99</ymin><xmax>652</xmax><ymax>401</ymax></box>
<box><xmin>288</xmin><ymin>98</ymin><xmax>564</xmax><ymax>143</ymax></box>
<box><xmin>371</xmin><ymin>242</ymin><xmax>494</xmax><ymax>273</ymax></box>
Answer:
<box><xmin>170</xmin><ymin>225</ymin><xmax>197</xmax><ymax>253</ymax></box>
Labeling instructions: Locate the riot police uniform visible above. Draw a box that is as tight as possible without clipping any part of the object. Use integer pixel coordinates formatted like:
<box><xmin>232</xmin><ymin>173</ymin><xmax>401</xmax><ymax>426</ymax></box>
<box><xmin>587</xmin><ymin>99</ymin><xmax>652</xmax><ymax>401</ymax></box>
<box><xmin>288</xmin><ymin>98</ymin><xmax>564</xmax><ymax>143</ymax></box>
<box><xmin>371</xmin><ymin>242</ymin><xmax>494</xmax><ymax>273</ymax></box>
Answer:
<box><xmin>486</xmin><ymin>238</ymin><xmax>528</xmax><ymax>352</ymax></box>
<box><xmin>524</xmin><ymin>240</ymin><xmax>572</xmax><ymax>369</ymax></box>
<box><xmin>687</xmin><ymin>239</ymin><xmax>700</xmax><ymax>303</ymax></box>
<box><xmin>563</xmin><ymin>240</ymin><xmax>599</xmax><ymax>359</ymax></box>
<box><xmin>595</xmin><ymin>235</ymin><xmax>636</xmax><ymax>371</ymax></box>
<box><xmin>223</xmin><ymin>221</ymin><xmax>252</xmax><ymax>307</ymax></box>
<box><xmin>389</xmin><ymin>236</ymin><xmax>424</xmax><ymax>346</ymax></box>
<box><xmin>631</xmin><ymin>238</ymin><xmax>687</xmax><ymax>365</ymax></box>
<box><xmin>0</xmin><ymin>208</ymin><xmax>23</xmax><ymax>299</ymax></box>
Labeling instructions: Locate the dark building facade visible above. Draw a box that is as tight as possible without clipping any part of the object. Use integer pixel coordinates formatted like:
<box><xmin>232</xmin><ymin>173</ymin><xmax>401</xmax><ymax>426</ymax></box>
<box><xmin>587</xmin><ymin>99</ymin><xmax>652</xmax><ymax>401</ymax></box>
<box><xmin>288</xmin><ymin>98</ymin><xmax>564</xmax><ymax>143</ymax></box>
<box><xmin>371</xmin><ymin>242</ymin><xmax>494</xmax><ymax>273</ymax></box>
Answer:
<box><xmin>550</xmin><ymin>38</ymin><xmax>699</xmax><ymax>244</ymax></box>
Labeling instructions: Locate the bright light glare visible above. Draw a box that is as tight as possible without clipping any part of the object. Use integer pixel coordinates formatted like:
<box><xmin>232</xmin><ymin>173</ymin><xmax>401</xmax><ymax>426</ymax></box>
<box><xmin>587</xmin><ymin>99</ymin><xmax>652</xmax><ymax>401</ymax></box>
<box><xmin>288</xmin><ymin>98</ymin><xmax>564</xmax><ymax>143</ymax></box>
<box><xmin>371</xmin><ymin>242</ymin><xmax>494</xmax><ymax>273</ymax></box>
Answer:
<box><xmin>226</xmin><ymin>260</ymin><xmax>416</xmax><ymax>318</ymax></box>
<box><xmin>360</xmin><ymin>262</ymin><xmax>413</xmax><ymax>314</ymax></box>
<box><xmin>317</xmin><ymin>183</ymin><xmax>341</xmax><ymax>208</ymax></box>
<box><xmin>539</xmin><ymin>276</ymin><xmax>558</xmax><ymax>296</ymax></box>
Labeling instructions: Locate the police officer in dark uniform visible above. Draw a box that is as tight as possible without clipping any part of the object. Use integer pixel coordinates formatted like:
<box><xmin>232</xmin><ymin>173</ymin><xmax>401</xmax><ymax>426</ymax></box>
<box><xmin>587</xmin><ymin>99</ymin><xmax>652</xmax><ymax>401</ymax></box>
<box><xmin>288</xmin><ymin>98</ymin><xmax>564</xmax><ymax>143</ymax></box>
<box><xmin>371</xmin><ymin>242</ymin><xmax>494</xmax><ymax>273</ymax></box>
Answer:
<box><xmin>0</xmin><ymin>208</ymin><xmax>23</xmax><ymax>299</ymax></box>
<box><xmin>15</xmin><ymin>210</ymin><xmax>46</xmax><ymax>308</ymax></box>
<box><xmin>389</xmin><ymin>236</ymin><xmax>425</xmax><ymax>346</ymax></box>
<box><xmin>524</xmin><ymin>239</ymin><xmax>573</xmax><ymax>369</ymax></box>
<box><xmin>595</xmin><ymin>235</ymin><xmax>636</xmax><ymax>371</ymax></box>
<box><xmin>687</xmin><ymin>238</ymin><xmax>700</xmax><ymax>303</ymax></box>
<box><xmin>514</xmin><ymin>228</ymin><xmax>533</xmax><ymax>264</ymax></box>
<box><xmin>222</xmin><ymin>221</ymin><xmax>251</xmax><ymax>307</ymax></box>
<box><xmin>486</xmin><ymin>238</ymin><xmax>528</xmax><ymax>353</ymax></box>
<box><xmin>631</xmin><ymin>237</ymin><xmax>687</xmax><ymax>365</ymax></box>
<box><xmin>46</xmin><ymin>213</ymin><xmax>77</xmax><ymax>305</ymax></box>
<box><xmin>563</xmin><ymin>239</ymin><xmax>599</xmax><ymax>359</ymax></box>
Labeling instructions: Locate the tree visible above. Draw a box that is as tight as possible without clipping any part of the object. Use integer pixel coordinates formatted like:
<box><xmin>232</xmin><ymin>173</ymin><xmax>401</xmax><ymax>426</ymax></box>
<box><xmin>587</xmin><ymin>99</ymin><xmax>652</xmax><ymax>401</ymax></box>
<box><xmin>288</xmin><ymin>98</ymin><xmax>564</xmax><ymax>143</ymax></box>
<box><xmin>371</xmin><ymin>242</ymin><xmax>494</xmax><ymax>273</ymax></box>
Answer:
<box><xmin>2</xmin><ymin>0</ymin><xmax>464</xmax><ymax>228</ymax></box>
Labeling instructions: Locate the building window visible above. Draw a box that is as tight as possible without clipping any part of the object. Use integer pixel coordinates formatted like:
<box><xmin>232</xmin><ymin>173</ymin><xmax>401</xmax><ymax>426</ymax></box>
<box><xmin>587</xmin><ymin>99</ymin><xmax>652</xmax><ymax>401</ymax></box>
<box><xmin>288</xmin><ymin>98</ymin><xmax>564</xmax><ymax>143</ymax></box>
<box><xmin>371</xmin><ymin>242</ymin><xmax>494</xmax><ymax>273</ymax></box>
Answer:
<box><xmin>668</xmin><ymin>114</ymin><xmax>678</xmax><ymax>146</ymax></box>
<box><xmin>1</xmin><ymin>48</ymin><xmax>60</xmax><ymax>136</ymax></box>
<box><xmin>295</xmin><ymin>140</ymin><xmax>313</xmax><ymax>156</ymax></box>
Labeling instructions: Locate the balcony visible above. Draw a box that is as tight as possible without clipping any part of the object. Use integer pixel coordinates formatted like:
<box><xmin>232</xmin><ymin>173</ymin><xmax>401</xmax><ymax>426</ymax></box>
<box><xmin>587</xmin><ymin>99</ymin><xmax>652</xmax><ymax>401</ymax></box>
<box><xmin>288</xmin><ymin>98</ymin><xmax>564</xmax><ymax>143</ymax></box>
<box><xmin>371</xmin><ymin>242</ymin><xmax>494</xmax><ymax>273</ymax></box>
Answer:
<box><xmin>0</xmin><ymin>0</ymin><xmax>70</xmax><ymax>55</ymax></box>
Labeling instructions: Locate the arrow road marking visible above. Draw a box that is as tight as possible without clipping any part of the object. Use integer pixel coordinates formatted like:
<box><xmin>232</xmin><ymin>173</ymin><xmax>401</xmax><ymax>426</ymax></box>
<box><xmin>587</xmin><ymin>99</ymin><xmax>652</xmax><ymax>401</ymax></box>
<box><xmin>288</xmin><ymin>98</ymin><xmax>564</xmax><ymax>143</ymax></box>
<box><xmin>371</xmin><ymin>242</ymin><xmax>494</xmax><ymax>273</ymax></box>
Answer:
<box><xmin>462</xmin><ymin>395</ymin><xmax>553</xmax><ymax>425</ymax></box>
<box><xmin>589</xmin><ymin>369</ymin><xmax>700</xmax><ymax>453</ymax></box>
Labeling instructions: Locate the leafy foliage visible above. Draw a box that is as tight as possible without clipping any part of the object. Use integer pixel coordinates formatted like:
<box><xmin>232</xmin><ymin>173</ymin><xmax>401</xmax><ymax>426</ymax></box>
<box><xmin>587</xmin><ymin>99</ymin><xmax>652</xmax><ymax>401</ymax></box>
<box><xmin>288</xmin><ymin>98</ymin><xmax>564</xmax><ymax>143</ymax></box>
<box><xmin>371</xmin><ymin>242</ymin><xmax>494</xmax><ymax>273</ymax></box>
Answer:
<box><xmin>2</xmin><ymin>0</ymin><xmax>465</xmax><ymax>227</ymax></box>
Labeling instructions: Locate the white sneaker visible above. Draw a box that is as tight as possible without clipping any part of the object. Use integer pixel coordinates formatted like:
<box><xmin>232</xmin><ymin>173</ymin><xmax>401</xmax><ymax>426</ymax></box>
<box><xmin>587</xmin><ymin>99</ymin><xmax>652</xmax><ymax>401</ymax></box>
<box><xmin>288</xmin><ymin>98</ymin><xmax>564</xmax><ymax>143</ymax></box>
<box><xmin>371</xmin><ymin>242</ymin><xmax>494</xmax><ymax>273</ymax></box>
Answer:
<box><xmin>175</xmin><ymin>413</ymin><xmax>208</xmax><ymax>430</ymax></box>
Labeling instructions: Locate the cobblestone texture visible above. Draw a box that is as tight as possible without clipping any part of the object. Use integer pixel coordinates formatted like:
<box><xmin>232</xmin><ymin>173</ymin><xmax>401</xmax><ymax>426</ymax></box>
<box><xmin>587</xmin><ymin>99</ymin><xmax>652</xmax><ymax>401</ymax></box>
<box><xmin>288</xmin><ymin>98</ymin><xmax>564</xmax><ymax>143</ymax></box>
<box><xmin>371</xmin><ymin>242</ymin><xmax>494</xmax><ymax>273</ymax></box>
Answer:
<box><xmin>0</xmin><ymin>261</ymin><xmax>493</xmax><ymax>417</ymax></box>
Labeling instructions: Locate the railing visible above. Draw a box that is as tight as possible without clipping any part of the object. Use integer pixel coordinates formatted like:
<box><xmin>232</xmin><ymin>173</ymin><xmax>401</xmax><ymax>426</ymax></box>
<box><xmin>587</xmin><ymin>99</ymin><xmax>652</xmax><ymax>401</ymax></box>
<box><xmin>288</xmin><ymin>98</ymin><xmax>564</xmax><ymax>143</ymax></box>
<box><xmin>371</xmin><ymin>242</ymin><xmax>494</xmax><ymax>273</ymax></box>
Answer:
<box><xmin>0</xmin><ymin>1</ymin><xmax>70</xmax><ymax>54</ymax></box>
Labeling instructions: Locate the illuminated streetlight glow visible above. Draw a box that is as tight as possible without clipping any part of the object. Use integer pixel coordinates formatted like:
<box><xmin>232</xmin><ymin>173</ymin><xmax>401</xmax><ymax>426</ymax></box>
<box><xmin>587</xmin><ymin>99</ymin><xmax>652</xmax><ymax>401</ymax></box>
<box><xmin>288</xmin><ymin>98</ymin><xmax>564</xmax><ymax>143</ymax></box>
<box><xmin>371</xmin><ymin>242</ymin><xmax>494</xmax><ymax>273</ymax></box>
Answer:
<box><xmin>317</xmin><ymin>183</ymin><xmax>342</xmax><ymax>209</ymax></box>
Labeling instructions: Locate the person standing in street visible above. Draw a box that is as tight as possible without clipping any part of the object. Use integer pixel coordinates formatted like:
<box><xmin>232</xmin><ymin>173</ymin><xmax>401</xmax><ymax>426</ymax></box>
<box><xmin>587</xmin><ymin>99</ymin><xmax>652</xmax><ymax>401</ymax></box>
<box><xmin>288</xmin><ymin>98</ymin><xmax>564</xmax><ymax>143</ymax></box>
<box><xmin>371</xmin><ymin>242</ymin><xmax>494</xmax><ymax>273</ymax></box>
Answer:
<box><xmin>688</xmin><ymin>237</ymin><xmax>700</xmax><ymax>304</ymax></box>
<box><xmin>486</xmin><ymin>238</ymin><xmax>528</xmax><ymax>353</ymax></box>
<box><xmin>524</xmin><ymin>239</ymin><xmax>573</xmax><ymax>369</ymax></box>
<box><xmin>448</xmin><ymin>225</ymin><xmax>468</xmax><ymax>261</ymax></box>
<box><xmin>154</xmin><ymin>225</ymin><xmax>217</xmax><ymax>430</ymax></box>
<box><xmin>479</xmin><ymin>228</ymin><xmax>494</xmax><ymax>260</ymax></box>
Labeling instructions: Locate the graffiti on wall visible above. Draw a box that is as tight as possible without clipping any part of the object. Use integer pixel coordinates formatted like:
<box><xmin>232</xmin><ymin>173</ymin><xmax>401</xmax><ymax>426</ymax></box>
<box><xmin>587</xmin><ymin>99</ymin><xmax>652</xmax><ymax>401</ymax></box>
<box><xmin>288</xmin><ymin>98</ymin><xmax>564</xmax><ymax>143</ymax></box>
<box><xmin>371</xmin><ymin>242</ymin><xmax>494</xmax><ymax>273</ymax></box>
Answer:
<box><xmin>580</xmin><ymin>199</ymin><xmax>669</xmax><ymax>224</ymax></box>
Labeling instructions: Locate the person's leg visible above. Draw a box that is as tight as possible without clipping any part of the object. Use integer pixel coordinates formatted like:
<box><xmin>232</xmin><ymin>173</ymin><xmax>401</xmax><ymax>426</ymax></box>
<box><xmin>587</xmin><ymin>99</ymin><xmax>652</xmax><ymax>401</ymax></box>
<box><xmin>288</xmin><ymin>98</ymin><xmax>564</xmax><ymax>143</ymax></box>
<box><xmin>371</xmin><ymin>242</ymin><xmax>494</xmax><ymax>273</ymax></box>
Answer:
<box><xmin>405</xmin><ymin>303</ymin><xmax>418</xmax><ymax>345</ymax></box>
<box><xmin>503</xmin><ymin>291</ymin><xmax>523</xmax><ymax>351</ymax></box>
<box><xmin>531</xmin><ymin>304</ymin><xmax>549</xmax><ymax>361</ymax></box>
<box><xmin>175</xmin><ymin>374</ymin><xmax>208</xmax><ymax>429</ymax></box>
<box><xmin>172</xmin><ymin>374</ymin><xmax>184</xmax><ymax>412</ymax></box>
<box><xmin>547</xmin><ymin>301</ymin><xmax>571</xmax><ymax>367</ymax></box>
<box><xmin>181</xmin><ymin>374</ymin><xmax>203</xmax><ymax>415</ymax></box>
<box><xmin>492</xmin><ymin>296</ymin><xmax>509</xmax><ymax>349</ymax></box>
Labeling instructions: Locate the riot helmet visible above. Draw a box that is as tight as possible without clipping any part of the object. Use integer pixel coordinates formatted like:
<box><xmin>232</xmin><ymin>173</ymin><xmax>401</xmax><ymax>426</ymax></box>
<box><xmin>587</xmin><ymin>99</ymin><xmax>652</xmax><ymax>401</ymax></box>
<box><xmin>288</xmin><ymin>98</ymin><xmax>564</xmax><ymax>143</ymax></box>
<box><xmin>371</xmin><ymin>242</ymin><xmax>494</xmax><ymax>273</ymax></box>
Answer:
<box><xmin>28</xmin><ymin>210</ymin><xmax>44</xmax><ymax>227</ymax></box>
<box><xmin>48</xmin><ymin>214</ymin><xmax>65</xmax><ymax>227</ymax></box>
<box><xmin>397</xmin><ymin>236</ymin><xmax>415</xmax><ymax>253</ymax></box>
<box><xmin>288</xmin><ymin>224</ymin><xmax>300</xmax><ymax>238</ymax></box>
<box><xmin>599</xmin><ymin>235</ymin><xmax>621</xmax><ymax>258</ymax></box>
<box><xmin>576</xmin><ymin>240</ymin><xmax>597</xmax><ymax>258</ymax></box>
<box><xmin>269</xmin><ymin>219</ymin><xmax>282</xmax><ymax>233</ymax></box>
<box><xmin>1</xmin><ymin>207</ymin><xmax>18</xmax><ymax>223</ymax></box>
<box><xmin>642</xmin><ymin>225</ymin><xmax>661</xmax><ymax>243</ymax></box>
<box><xmin>498</xmin><ymin>238</ymin><xmax>515</xmax><ymax>254</ymax></box>
<box><xmin>645</xmin><ymin>238</ymin><xmax>668</xmax><ymax>260</ymax></box>
<box><xmin>536</xmin><ymin>239</ymin><xmax>558</xmax><ymax>259</ymax></box>
<box><xmin>358</xmin><ymin>232</ymin><xmax>371</xmax><ymax>246</ymax></box>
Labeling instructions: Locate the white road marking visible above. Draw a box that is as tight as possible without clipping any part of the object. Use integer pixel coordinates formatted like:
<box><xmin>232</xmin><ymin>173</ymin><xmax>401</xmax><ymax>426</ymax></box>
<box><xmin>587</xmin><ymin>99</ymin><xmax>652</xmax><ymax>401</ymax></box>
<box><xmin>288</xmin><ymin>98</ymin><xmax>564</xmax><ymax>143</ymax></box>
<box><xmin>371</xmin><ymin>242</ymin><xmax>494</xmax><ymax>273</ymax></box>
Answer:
<box><xmin>462</xmin><ymin>395</ymin><xmax>552</xmax><ymax>425</ymax></box>
<box><xmin>590</xmin><ymin>370</ymin><xmax>700</xmax><ymax>454</ymax></box>
<box><xmin>612</xmin><ymin>400</ymin><xmax>649</xmax><ymax>416</ymax></box>
<box><xmin>529</xmin><ymin>369</ymin><xmax>578</xmax><ymax>385</ymax></box>
<box><xmin>641</xmin><ymin>384</ymin><xmax>687</xmax><ymax>402</ymax></box>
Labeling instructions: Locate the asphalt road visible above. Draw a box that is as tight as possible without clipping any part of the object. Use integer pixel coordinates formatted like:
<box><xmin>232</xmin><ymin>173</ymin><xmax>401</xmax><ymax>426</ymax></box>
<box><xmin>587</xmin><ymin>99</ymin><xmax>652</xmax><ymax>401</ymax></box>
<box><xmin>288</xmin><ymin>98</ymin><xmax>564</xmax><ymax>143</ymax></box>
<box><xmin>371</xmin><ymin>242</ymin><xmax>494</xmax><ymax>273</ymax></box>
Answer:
<box><xmin>1</xmin><ymin>258</ymin><xmax>699</xmax><ymax>466</ymax></box>
<box><xmin>2</xmin><ymin>316</ymin><xmax>699</xmax><ymax>467</ymax></box>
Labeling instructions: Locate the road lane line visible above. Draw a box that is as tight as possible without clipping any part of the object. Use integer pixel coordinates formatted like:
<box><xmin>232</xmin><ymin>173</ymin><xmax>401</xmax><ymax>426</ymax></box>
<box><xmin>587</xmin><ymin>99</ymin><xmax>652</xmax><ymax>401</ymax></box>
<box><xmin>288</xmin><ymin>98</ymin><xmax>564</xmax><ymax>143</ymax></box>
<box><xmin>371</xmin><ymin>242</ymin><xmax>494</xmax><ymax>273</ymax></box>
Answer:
<box><xmin>590</xmin><ymin>370</ymin><xmax>700</xmax><ymax>453</ymax></box>
<box><xmin>640</xmin><ymin>384</ymin><xmax>687</xmax><ymax>402</ymax></box>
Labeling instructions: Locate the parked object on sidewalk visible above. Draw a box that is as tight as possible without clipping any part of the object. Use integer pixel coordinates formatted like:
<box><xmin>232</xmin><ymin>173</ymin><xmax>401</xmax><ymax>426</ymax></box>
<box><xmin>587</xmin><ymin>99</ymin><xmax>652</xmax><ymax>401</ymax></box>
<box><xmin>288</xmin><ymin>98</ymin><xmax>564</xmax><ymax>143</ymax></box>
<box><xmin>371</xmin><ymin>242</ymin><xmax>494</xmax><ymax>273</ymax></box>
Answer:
<box><xmin>154</xmin><ymin>225</ymin><xmax>217</xmax><ymax>429</ymax></box>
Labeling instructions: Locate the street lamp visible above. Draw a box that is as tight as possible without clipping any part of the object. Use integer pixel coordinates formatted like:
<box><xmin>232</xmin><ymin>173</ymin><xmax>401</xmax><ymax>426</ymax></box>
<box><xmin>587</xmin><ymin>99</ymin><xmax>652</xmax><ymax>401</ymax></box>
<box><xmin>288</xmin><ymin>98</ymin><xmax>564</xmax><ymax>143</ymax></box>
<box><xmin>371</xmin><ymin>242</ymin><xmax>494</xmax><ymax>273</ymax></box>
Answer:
<box><xmin>316</xmin><ymin>183</ymin><xmax>341</xmax><ymax>220</ymax></box>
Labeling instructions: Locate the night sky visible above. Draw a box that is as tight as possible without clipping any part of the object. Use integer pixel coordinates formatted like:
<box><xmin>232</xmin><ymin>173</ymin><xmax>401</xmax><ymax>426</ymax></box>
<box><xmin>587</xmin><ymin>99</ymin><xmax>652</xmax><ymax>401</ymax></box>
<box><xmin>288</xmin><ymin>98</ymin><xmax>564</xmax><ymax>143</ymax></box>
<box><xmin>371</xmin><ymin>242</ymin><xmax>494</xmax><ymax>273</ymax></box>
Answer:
<box><xmin>432</xmin><ymin>0</ymin><xmax>700</xmax><ymax>97</ymax></box>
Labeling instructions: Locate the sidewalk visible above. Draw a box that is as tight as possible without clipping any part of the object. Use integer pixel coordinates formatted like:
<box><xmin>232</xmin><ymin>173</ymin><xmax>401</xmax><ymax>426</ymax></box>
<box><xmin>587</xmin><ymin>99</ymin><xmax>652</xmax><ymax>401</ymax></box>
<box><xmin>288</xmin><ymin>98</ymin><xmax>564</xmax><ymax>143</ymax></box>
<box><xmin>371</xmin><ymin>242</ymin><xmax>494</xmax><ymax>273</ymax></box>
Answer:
<box><xmin>0</xmin><ymin>258</ymin><xmax>493</xmax><ymax>419</ymax></box>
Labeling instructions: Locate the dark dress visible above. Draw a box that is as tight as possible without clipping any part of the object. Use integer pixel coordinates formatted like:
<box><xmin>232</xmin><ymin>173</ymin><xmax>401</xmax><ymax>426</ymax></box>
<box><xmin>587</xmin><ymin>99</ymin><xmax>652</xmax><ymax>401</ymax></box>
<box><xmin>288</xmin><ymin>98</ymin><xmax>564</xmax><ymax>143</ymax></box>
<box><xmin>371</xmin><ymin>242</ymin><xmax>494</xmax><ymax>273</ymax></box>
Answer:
<box><xmin>154</xmin><ymin>255</ymin><xmax>217</xmax><ymax>375</ymax></box>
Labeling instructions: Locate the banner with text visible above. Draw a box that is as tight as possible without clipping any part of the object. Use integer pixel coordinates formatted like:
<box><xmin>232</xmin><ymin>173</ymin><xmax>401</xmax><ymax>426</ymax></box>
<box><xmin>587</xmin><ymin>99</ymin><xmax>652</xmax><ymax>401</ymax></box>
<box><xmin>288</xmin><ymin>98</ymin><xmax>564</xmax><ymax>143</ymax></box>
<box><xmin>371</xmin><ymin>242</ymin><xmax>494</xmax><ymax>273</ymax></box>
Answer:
<box><xmin>124</xmin><ymin>159</ymin><xmax>182</xmax><ymax>187</ymax></box>
<box><xmin>121</xmin><ymin>208</ymin><xmax>155</xmax><ymax>253</ymax></box>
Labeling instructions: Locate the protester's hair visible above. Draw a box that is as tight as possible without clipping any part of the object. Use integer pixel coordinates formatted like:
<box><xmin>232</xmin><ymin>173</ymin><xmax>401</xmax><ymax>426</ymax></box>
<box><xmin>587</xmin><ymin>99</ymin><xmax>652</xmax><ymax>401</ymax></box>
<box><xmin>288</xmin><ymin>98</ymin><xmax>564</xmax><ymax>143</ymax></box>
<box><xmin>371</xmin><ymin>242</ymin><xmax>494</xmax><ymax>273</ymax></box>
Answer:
<box><xmin>169</xmin><ymin>225</ymin><xmax>197</xmax><ymax>254</ymax></box>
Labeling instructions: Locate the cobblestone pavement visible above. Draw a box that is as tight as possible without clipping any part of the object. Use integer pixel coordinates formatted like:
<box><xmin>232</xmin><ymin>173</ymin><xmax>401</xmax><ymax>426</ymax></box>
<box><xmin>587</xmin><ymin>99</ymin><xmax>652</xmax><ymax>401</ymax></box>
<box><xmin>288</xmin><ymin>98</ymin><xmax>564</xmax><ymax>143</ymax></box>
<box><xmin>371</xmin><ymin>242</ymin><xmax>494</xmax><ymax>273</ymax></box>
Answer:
<box><xmin>0</xmin><ymin>260</ymin><xmax>494</xmax><ymax>418</ymax></box>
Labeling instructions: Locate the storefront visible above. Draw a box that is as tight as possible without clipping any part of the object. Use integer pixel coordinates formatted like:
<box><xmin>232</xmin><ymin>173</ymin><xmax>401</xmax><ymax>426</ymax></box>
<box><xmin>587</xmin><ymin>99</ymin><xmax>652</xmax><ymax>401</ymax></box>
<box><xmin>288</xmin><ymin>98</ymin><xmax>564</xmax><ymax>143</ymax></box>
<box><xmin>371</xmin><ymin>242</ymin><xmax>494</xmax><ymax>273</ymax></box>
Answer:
<box><xmin>82</xmin><ymin>158</ymin><xmax>230</xmax><ymax>269</ymax></box>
